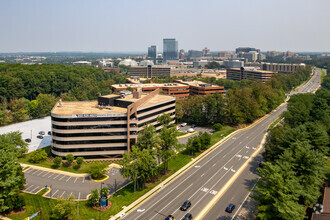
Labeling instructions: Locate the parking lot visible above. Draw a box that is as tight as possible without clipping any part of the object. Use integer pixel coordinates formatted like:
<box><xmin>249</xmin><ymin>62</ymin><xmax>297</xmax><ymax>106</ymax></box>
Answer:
<box><xmin>177</xmin><ymin>124</ymin><xmax>213</xmax><ymax>144</ymax></box>
<box><xmin>24</xmin><ymin>167</ymin><xmax>129</xmax><ymax>200</ymax></box>
<box><xmin>0</xmin><ymin>116</ymin><xmax>51</xmax><ymax>152</ymax></box>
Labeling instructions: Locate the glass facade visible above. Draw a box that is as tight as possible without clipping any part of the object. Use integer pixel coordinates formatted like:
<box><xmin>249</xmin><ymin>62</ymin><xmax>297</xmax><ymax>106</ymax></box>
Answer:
<box><xmin>163</xmin><ymin>38</ymin><xmax>178</xmax><ymax>62</ymax></box>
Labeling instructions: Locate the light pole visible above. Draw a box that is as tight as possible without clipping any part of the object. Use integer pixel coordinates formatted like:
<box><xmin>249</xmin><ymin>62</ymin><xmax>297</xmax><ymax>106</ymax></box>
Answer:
<box><xmin>99</xmin><ymin>182</ymin><xmax>104</xmax><ymax>220</ymax></box>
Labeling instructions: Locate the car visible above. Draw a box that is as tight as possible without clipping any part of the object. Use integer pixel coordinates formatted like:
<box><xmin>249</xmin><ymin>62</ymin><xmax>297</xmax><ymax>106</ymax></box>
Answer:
<box><xmin>181</xmin><ymin>123</ymin><xmax>187</xmax><ymax>127</ymax></box>
<box><xmin>165</xmin><ymin>215</ymin><xmax>175</xmax><ymax>220</ymax></box>
<box><xmin>182</xmin><ymin>213</ymin><xmax>193</xmax><ymax>220</ymax></box>
<box><xmin>191</xmin><ymin>124</ymin><xmax>196</xmax><ymax>128</ymax></box>
<box><xmin>225</xmin><ymin>203</ymin><xmax>235</xmax><ymax>213</ymax></box>
<box><xmin>39</xmin><ymin>131</ymin><xmax>45</xmax><ymax>135</ymax></box>
<box><xmin>48</xmin><ymin>131</ymin><xmax>52</xmax><ymax>135</ymax></box>
<box><xmin>176</xmin><ymin>126</ymin><xmax>180</xmax><ymax>130</ymax></box>
<box><xmin>180</xmin><ymin>200</ymin><xmax>191</xmax><ymax>211</ymax></box>
<box><xmin>186</xmin><ymin>128</ymin><xmax>194</xmax><ymax>133</ymax></box>
<box><xmin>37</xmin><ymin>135</ymin><xmax>43</xmax><ymax>139</ymax></box>
<box><xmin>25</xmin><ymin>138</ymin><xmax>31</xmax><ymax>143</ymax></box>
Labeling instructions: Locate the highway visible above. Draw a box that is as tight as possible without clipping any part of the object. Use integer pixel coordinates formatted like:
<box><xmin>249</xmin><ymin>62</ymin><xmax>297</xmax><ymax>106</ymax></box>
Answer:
<box><xmin>123</xmin><ymin>69</ymin><xmax>322</xmax><ymax>220</ymax></box>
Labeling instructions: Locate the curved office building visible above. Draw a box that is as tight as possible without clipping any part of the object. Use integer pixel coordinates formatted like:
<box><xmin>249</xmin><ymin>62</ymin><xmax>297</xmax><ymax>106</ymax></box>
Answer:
<box><xmin>51</xmin><ymin>89</ymin><xmax>175</xmax><ymax>159</ymax></box>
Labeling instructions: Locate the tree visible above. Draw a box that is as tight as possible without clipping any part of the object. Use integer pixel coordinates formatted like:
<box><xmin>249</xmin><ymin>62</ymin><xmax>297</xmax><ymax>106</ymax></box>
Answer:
<box><xmin>212</xmin><ymin>123</ymin><xmax>223</xmax><ymax>131</ymax></box>
<box><xmin>205</xmin><ymin>61</ymin><xmax>220</xmax><ymax>69</ymax></box>
<box><xmin>53</xmin><ymin>157</ymin><xmax>62</xmax><ymax>168</ymax></box>
<box><xmin>0</xmin><ymin>131</ymin><xmax>28</xmax><ymax>157</ymax></box>
<box><xmin>51</xmin><ymin>196</ymin><xmax>74</xmax><ymax>219</ymax></box>
<box><xmin>65</xmin><ymin>154</ymin><xmax>74</xmax><ymax>165</ymax></box>
<box><xmin>87</xmin><ymin>161</ymin><xmax>108</xmax><ymax>180</ymax></box>
<box><xmin>28</xmin><ymin>149</ymin><xmax>47</xmax><ymax>163</ymax></box>
<box><xmin>9</xmin><ymin>98</ymin><xmax>30</xmax><ymax>123</ymax></box>
<box><xmin>100</xmin><ymin>187</ymin><xmax>109</xmax><ymax>198</ymax></box>
<box><xmin>159</xmin><ymin>127</ymin><xmax>178</xmax><ymax>171</ymax></box>
<box><xmin>88</xmin><ymin>189</ymin><xmax>100</xmax><ymax>207</ymax></box>
<box><xmin>157</xmin><ymin>113</ymin><xmax>172</xmax><ymax>127</ymax></box>
<box><xmin>76</xmin><ymin>157</ymin><xmax>84</xmax><ymax>166</ymax></box>
<box><xmin>199</xmin><ymin>132</ymin><xmax>211</xmax><ymax>150</ymax></box>
<box><xmin>135</xmin><ymin>125</ymin><xmax>160</xmax><ymax>150</ymax></box>
<box><xmin>0</xmin><ymin>132</ymin><xmax>26</xmax><ymax>213</ymax></box>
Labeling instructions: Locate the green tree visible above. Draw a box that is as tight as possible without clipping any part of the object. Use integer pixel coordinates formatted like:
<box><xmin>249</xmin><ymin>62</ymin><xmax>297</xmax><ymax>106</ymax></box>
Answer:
<box><xmin>65</xmin><ymin>154</ymin><xmax>74</xmax><ymax>165</ymax></box>
<box><xmin>28</xmin><ymin>149</ymin><xmax>47</xmax><ymax>163</ymax></box>
<box><xmin>135</xmin><ymin>125</ymin><xmax>160</xmax><ymax>150</ymax></box>
<box><xmin>9</xmin><ymin>98</ymin><xmax>30</xmax><ymax>123</ymax></box>
<box><xmin>212</xmin><ymin>123</ymin><xmax>223</xmax><ymax>131</ymax></box>
<box><xmin>159</xmin><ymin>127</ymin><xmax>178</xmax><ymax>171</ymax></box>
<box><xmin>76</xmin><ymin>157</ymin><xmax>84</xmax><ymax>166</ymax></box>
<box><xmin>51</xmin><ymin>196</ymin><xmax>74</xmax><ymax>219</ymax></box>
<box><xmin>87</xmin><ymin>161</ymin><xmax>108</xmax><ymax>180</ymax></box>
<box><xmin>53</xmin><ymin>157</ymin><xmax>62</xmax><ymax>168</ymax></box>
<box><xmin>100</xmin><ymin>187</ymin><xmax>109</xmax><ymax>198</ymax></box>
<box><xmin>199</xmin><ymin>132</ymin><xmax>211</xmax><ymax>150</ymax></box>
<box><xmin>88</xmin><ymin>189</ymin><xmax>100</xmax><ymax>207</ymax></box>
<box><xmin>157</xmin><ymin>113</ymin><xmax>172</xmax><ymax>127</ymax></box>
<box><xmin>205</xmin><ymin>61</ymin><xmax>221</xmax><ymax>69</ymax></box>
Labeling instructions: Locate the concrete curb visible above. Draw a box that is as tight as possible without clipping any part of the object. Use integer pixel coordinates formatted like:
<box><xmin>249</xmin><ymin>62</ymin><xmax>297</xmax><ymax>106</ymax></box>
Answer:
<box><xmin>177</xmin><ymin>131</ymin><xmax>197</xmax><ymax>139</ymax></box>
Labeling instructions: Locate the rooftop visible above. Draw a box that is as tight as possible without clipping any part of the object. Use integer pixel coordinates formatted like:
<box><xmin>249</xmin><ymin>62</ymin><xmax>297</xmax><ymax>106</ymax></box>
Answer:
<box><xmin>174</xmin><ymin>79</ymin><xmax>222</xmax><ymax>88</ymax></box>
<box><xmin>229</xmin><ymin>68</ymin><xmax>274</xmax><ymax>74</ymax></box>
<box><xmin>51</xmin><ymin>93</ymin><xmax>175</xmax><ymax>116</ymax></box>
<box><xmin>112</xmin><ymin>83</ymin><xmax>188</xmax><ymax>89</ymax></box>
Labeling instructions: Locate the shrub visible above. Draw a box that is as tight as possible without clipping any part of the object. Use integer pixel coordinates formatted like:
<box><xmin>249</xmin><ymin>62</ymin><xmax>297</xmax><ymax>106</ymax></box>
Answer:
<box><xmin>76</xmin><ymin>157</ymin><xmax>84</xmax><ymax>166</ymax></box>
<box><xmin>28</xmin><ymin>149</ymin><xmax>47</xmax><ymax>163</ymax></box>
<box><xmin>73</xmin><ymin>163</ymin><xmax>80</xmax><ymax>170</ymax></box>
<box><xmin>88</xmin><ymin>189</ymin><xmax>100</xmax><ymax>207</ymax></box>
<box><xmin>65</xmin><ymin>154</ymin><xmax>74</xmax><ymax>165</ymax></box>
<box><xmin>51</xmin><ymin>197</ymin><xmax>74</xmax><ymax>219</ymax></box>
<box><xmin>87</xmin><ymin>161</ymin><xmax>108</xmax><ymax>180</ymax></box>
<box><xmin>53</xmin><ymin>157</ymin><xmax>62</xmax><ymax>168</ymax></box>
<box><xmin>100</xmin><ymin>187</ymin><xmax>109</xmax><ymax>198</ymax></box>
<box><xmin>212</xmin><ymin>123</ymin><xmax>223</xmax><ymax>131</ymax></box>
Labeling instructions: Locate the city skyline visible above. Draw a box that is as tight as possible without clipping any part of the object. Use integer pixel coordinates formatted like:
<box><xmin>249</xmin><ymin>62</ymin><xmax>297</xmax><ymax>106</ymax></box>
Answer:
<box><xmin>1</xmin><ymin>0</ymin><xmax>329</xmax><ymax>53</ymax></box>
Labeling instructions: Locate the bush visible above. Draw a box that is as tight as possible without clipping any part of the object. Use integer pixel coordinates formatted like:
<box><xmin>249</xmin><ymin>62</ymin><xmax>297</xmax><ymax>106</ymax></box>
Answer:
<box><xmin>53</xmin><ymin>157</ymin><xmax>62</xmax><ymax>168</ymax></box>
<box><xmin>51</xmin><ymin>197</ymin><xmax>74</xmax><ymax>219</ymax></box>
<box><xmin>199</xmin><ymin>132</ymin><xmax>211</xmax><ymax>150</ymax></box>
<box><xmin>101</xmin><ymin>187</ymin><xmax>109</xmax><ymax>198</ymax></box>
<box><xmin>88</xmin><ymin>189</ymin><xmax>100</xmax><ymax>207</ymax></box>
<box><xmin>28</xmin><ymin>149</ymin><xmax>47</xmax><ymax>163</ymax></box>
<box><xmin>65</xmin><ymin>154</ymin><xmax>74</xmax><ymax>165</ymax></box>
<box><xmin>212</xmin><ymin>123</ymin><xmax>223</xmax><ymax>131</ymax></box>
<box><xmin>73</xmin><ymin>163</ymin><xmax>80</xmax><ymax>170</ymax></box>
<box><xmin>76</xmin><ymin>157</ymin><xmax>84</xmax><ymax>166</ymax></box>
<box><xmin>87</xmin><ymin>161</ymin><xmax>108</xmax><ymax>180</ymax></box>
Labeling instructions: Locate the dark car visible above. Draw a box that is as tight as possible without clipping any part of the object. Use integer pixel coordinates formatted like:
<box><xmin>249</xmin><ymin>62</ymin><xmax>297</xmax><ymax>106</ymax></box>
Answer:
<box><xmin>165</xmin><ymin>215</ymin><xmax>175</xmax><ymax>220</ymax></box>
<box><xmin>25</xmin><ymin>138</ymin><xmax>31</xmax><ymax>143</ymax></box>
<box><xmin>180</xmin><ymin>200</ymin><xmax>191</xmax><ymax>211</ymax></box>
<box><xmin>39</xmin><ymin>131</ymin><xmax>45</xmax><ymax>135</ymax></box>
<box><xmin>225</xmin><ymin>203</ymin><xmax>236</xmax><ymax>213</ymax></box>
<box><xmin>182</xmin><ymin>213</ymin><xmax>193</xmax><ymax>220</ymax></box>
<box><xmin>48</xmin><ymin>131</ymin><xmax>52</xmax><ymax>135</ymax></box>
<box><xmin>37</xmin><ymin>135</ymin><xmax>43</xmax><ymax>139</ymax></box>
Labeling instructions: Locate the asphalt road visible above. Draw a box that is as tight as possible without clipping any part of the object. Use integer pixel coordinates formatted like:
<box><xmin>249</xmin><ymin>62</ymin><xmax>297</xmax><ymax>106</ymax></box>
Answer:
<box><xmin>203</xmin><ymin>68</ymin><xmax>322</xmax><ymax>220</ymax></box>
<box><xmin>24</xmin><ymin>167</ymin><xmax>129</xmax><ymax>200</ymax></box>
<box><xmin>123</xmin><ymin>69</ymin><xmax>322</xmax><ymax>220</ymax></box>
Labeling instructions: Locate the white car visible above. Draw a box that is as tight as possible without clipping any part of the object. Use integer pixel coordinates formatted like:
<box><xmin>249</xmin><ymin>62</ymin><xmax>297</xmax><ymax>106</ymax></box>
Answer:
<box><xmin>181</xmin><ymin>123</ymin><xmax>187</xmax><ymax>127</ymax></box>
<box><xmin>187</xmin><ymin>128</ymin><xmax>194</xmax><ymax>133</ymax></box>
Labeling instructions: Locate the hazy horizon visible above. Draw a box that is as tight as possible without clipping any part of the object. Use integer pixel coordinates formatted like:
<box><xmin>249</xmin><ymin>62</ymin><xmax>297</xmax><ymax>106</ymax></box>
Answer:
<box><xmin>1</xmin><ymin>0</ymin><xmax>330</xmax><ymax>53</ymax></box>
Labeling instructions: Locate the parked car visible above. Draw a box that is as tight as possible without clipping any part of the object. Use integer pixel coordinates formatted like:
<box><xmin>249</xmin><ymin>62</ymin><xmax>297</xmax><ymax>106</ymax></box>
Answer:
<box><xmin>181</xmin><ymin>123</ymin><xmax>187</xmax><ymax>127</ymax></box>
<box><xmin>176</xmin><ymin>126</ymin><xmax>180</xmax><ymax>130</ymax></box>
<box><xmin>180</xmin><ymin>200</ymin><xmax>191</xmax><ymax>211</ymax></box>
<box><xmin>225</xmin><ymin>203</ymin><xmax>236</xmax><ymax>213</ymax></box>
<box><xmin>186</xmin><ymin>128</ymin><xmax>194</xmax><ymax>133</ymax></box>
<box><xmin>39</xmin><ymin>131</ymin><xmax>45</xmax><ymax>135</ymax></box>
<box><xmin>165</xmin><ymin>215</ymin><xmax>175</xmax><ymax>220</ymax></box>
<box><xmin>48</xmin><ymin>131</ymin><xmax>52</xmax><ymax>135</ymax></box>
<box><xmin>25</xmin><ymin>138</ymin><xmax>31</xmax><ymax>143</ymax></box>
<box><xmin>191</xmin><ymin>124</ymin><xmax>196</xmax><ymax>128</ymax></box>
<box><xmin>37</xmin><ymin>135</ymin><xmax>43</xmax><ymax>139</ymax></box>
<box><xmin>182</xmin><ymin>213</ymin><xmax>193</xmax><ymax>220</ymax></box>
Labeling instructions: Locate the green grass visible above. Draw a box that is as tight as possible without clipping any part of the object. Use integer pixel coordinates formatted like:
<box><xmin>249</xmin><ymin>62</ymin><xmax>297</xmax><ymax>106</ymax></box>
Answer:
<box><xmin>319</xmin><ymin>68</ymin><xmax>326</xmax><ymax>82</ymax></box>
<box><xmin>267</xmin><ymin>116</ymin><xmax>283</xmax><ymax>131</ymax></box>
<box><xmin>177</xmin><ymin>131</ymin><xmax>187</xmax><ymax>137</ymax></box>
<box><xmin>210</xmin><ymin>126</ymin><xmax>236</xmax><ymax>146</ymax></box>
<box><xmin>36</xmin><ymin>188</ymin><xmax>49</xmax><ymax>196</ymax></box>
<box><xmin>18</xmin><ymin>146</ymin><xmax>89</xmax><ymax>174</ymax></box>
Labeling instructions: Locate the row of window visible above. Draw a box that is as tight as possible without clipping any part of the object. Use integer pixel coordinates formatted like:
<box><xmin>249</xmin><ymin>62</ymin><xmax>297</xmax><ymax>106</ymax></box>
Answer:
<box><xmin>138</xmin><ymin>106</ymin><xmax>175</xmax><ymax>121</ymax></box>
<box><xmin>52</xmin><ymin>131</ymin><xmax>137</xmax><ymax>137</ymax></box>
<box><xmin>52</xmin><ymin>124</ymin><xmax>137</xmax><ymax>130</ymax></box>
<box><xmin>52</xmin><ymin>146</ymin><xmax>127</xmax><ymax>152</ymax></box>
<box><xmin>52</xmin><ymin>139</ymin><xmax>129</xmax><ymax>145</ymax></box>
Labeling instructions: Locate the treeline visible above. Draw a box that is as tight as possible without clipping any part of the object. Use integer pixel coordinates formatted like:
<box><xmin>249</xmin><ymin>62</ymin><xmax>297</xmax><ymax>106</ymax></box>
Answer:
<box><xmin>252</xmin><ymin>72</ymin><xmax>330</xmax><ymax>219</ymax></box>
<box><xmin>176</xmin><ymin>66</ymin><xmax>311</xmax><ymax>126</ymax></box>
<box><xmin>0</xmin><ymin>63</ymin><xmax>127</xmax><ymax>126</ymax></box>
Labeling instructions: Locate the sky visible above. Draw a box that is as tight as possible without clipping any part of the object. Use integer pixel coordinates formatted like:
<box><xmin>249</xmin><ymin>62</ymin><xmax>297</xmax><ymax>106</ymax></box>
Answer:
<box><xmin>1</xmin><ymin>0</ymin><xmax>329</xmax><ymax>53</ymax></box>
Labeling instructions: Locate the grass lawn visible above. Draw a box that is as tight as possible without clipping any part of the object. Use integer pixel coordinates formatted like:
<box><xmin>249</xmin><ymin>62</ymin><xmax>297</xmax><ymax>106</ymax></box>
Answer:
<box><xmin>267</xmin><ymin>116</ymin><xmax>283</xmax><ymax>131</ymax></box>
<box><xmin>319</xmin><ymin>68</ymin><xmax>326</xmax><ymax>82</ymax></box>
<box><xmin>177</xmin><ymin>131</ymin><xmax>187</xmax><ymax>137</ymax></box>
<box><xmin>18</xmin><ymin>146</ymin><xmax>89</xmax><ymax>174</ymax></box>
<box><xmin>210</xmin><ymin>126</ymin><xmax>236</xmax><ymax>146</ymax></box>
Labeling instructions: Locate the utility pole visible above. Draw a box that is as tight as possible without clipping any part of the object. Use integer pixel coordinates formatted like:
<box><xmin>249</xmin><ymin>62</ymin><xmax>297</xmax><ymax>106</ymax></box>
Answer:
<box><xmin>99</xmin><ymin>182</ymin><xmax>104</xmax><ymax>220</ymax></box>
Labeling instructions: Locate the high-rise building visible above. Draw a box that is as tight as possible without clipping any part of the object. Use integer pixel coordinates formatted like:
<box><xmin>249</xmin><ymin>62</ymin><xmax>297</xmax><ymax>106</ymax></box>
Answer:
<box><xmin>235</xmin><ymin>47</ymin><xmax>260</xmax><ymax>54</ymax></box>
<box><xmin>267</xmin><ymin>51</ymin><xmax>281</xmax><ymax>57</ymax></box>
<box><xmin>202</xmin><ymin>47</ymin><xmax>211</xmax><ymax>57</ymax></box>
<box><xmin>188</xmin><ymin>50</ymin><xmax>203</xmax><ymax>60</ymax></box>
<box><xmin>163</xmin><ymin>38</ymin><xmax>178</xmax><ymax>63</ymax></box>
<box><xmin>179</xmin><ymin>49</ymin><xmax>185</xmax><ymax>60</ymax></box>
<box><xmin>148</xmin><ymin>45</ymin><xmax>157</xmax><ymax>64</ymax></box>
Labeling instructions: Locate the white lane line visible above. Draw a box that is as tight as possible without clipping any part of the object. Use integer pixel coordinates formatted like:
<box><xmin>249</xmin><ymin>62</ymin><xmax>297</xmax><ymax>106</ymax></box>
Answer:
<box><xmin>53</xmin><ymin>174</ymin><xmax>60</xmax><ymax>179</ymax></box>
<box><xmin>74</xmin><ymin>177</ymin><xmax>78</xmax><ymax>183</ymax></box>
<box><xmin>201</xmin><ymin>173</ymin><xmax>205</xmax><ymax>177</ymax></box>
<box><xmin>66</xmin><ymin>176</ymin><xmax>72</xmax><ymax>182</ymax></box>
<box><xmin>25</xmin><ymin>169</ymin><xmax>33</xmax><ymax>174</ymax></box>
<box><xmin>231</xmin><ymin>179</ymin><xmax>259</xmax><ymax>220</ymax></box>
<box><xmin>42</xmin><ymin>172</ymin><xmax>50</xmax><ymax>177</ymax></box>
<box><xmin>37</xmin><ymin>171</ymin><xmax>45</xmax><ymax>176</ymax></box>
<box><xmin>52</xmin><ymin>189</ymin><xmax>59</xmax><ymax>197</ymax></box>
<box><xmin>78</xmin><ymin>192</ymin><xmax>81</xmax><ymax>200</ymax></box>
<box><xmin>212</xmin><ymin>163</ymin><xmax>216</xmax><ymax>167</ymax></box>
<box><xmin>239</xmin><ymin>142</ymin><xmax>242</xmax><ymax>144</ymax></box>
<box><xmin>246</xmin><ymin>150</ymin><xmax>249</xmax><ymax>153</ymax></box>
<box><xmin>58</xmin><ymin>175</ymin><xmax>66</xmax><ymax>181</ymax></box>
<box><xmin>82</xmin><ymin>177</ymin><xmax>85</xmax><ymax>183</ymax></box>
<box><xmin>25</xmin><ymin>185</ymin><xmax>34</xmax><ymax>191</ymax></box>
<box><xmin>149</xmin><ymin>184</ymin><xmax>193</xmax><ymax>220</ymax></box>
<box><xmin>48</xmin><ymin>173</ymin><xmax>55</xmax><ymax>178</ymax></box>
<box><xmin>32</xmin><ymin>170</ymin><xmax>40</xmax><ymax>175</ymax></box>
<box><xmin>60</xmin><ymin>191</ymin><xmax>66</xmax><ymax>198</ymax></box>
<box><xmin>31</xmin><ymin>186</ymin><xmax>40</xmax><ymax>193</ymax></box>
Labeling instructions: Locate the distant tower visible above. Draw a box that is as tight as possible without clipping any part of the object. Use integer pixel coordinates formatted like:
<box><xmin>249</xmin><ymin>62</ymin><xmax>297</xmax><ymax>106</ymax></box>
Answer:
<box><xmin>148</xmin><ymin>45</ymin><xmax>157</xmax><ymax>64</ymax></box>
<box><xmin>202</xmin><ymin>47</ymin><xmax>210</xmax><ymax>57</ymax></box>
<box><xmin>163</xmin><ymin>38</ymin><xmax>178</xmax><ymax>63</ymax></box>
<box><xmin>179</xmin><ymin>49</ymin><xmax>185</xmax><ymax>60</ymax></box>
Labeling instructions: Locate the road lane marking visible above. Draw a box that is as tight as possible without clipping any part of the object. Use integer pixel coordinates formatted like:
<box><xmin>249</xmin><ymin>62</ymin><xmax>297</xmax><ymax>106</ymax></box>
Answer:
<box><xmin>25</xmin><ymin>169</ymin><xmax>33</xmax><ymax>173</ymax></box>
<box><xmin>66</xmin><ymin>176</ymin><xmax>72</xmax><ymax>182</ymax></box>
<box><xmin>212</xmin><ymin>163</ymin><xmax>216</xmax><ymax>167</ymax></box>
<box><xmin>32</xmin><ymin>169</ymin><xmax>40</xmax><ymax>175</ymax></box>
<box><xmin>58</xmin><ymin>175</ymin><xmax>66</xmax><ymax>181</ymax></box>
<box><xmin>78</xmin><ymin>192</ymin><xmax>81</xmax><ymax>200</ymax></box>
<box><xmin>149</xmin><ymin>183</ymin><xmax>193</xmax><ymax>220</ymax></box>
<box><xmin>82</xmin><ymin>177</ymin><xmax>85</xmax><ymax>183</ymax></box>
<box><xmin>42</xmin><ymin>172</ymin><xmax>50</xmax><ymax>177</ymax></box>
<box><xmin>201</xmin><ymin>187</ymin><xmax>209</xmax><ymax>193</ymax></box>
<box><xmin>25</xmin><ymin>185</ymin><xmax>34</xmax><ymax>191</ymax></box>
<box><xmin>48</xmin><ymin>173</ymin><xmax>55</xmax><ymax>178</ymax></box>
<box><xmin>52</xmin><ymin>190</ymin><xmax>59</xmax><ymax>197</ymax></box>
<box><xmin>60</xmin><ymin>191</ymin><xmax>66</xmax><ymax>198</ymax></box>
<box><xmin>31</xmin><ymin>186</ymin><xmax>39</xmax><ymax>193</ymax></box>
<box><xmin>53</xmin><ymin>174</ymin><xmax>60</xmax><ymax>179</ymax></box>
<box><xmin>209</xmin><ymin>190</ymin><xmax>218</xmax><ymax>195</ymax></box>
<box><xmin>37</xmin><ymin>171</ymin><xmax>45</xmax><ymax>176</ymax></box>
<box><xmin>74</xmin><ymin>177</ymin><xmax>78</xmax><ymax>183</ymax></box>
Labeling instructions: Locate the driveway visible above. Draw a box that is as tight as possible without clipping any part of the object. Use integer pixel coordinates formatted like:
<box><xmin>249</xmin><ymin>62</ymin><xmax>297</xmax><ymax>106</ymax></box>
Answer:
<box><xmin>177</xmin><ymin>124</ymin><xmax>213</xmax><ymax>144</ymax></box>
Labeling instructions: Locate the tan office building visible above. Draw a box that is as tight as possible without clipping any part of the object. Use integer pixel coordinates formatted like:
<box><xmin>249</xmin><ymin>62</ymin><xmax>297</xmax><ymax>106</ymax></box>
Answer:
<box><xmin>226</xmin><ymin>68</ymin><xmax>274</xmax><ymax>82</ymax></box>
<box><xmin>51</xmin><ymin>90</ymin><xmax>175</xmax><ymax>159</ymax></box>
<box><xmin>129</xmin><ymin>65</ymin><xmax>171</xmax><ymax>78</ymax></box>
<box><xmin>173</xmin><ymin>79</ymin><xmax>225</xmax><ymax>96</ymax></box>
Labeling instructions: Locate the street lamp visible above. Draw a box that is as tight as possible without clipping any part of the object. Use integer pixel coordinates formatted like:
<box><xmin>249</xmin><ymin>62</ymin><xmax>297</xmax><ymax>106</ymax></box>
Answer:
<box><xmin>99</xmin><ymin>182</ymin><xmax>104</xmax><ymax>220</ymax></box>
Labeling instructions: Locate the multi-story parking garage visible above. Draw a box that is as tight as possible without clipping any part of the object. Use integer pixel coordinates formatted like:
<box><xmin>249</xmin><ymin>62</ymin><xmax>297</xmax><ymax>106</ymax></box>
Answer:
<box><xmin>51</xmin><ymin>89</ymin><xmax>175</xmax><ymax>159</ymax></box>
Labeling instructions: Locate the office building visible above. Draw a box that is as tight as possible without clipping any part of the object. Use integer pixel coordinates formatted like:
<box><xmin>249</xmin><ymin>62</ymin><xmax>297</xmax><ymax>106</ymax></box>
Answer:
<box><xmin>243</xmin><ymin>51</ymin><xmax>259</xmax><ymax>62</ymax></box>
<box><xmin>223</xmin><ymin>60</ymin><xmax>244</xmax><ymax>68</ymax></box>
<box><xmin>179</xmin><ymin>49</ymin><xmax>185</xmax><ymax>60</ymax></box>
<box><xmin>174</xmin><ymin>79</ymin><xmax>225</xmax><ymax>96</ymax></box>
<box><xmin>258</xmin><ymin>53</ymin><xmax>267</xmax><ymax>61</ymax></box>
<box><xmin>51</xmin><ymin>90</ymin><xmax>176</xmax><ymax>158</ymax></box>
<box><xmin>163</xmin><ymin>38</ymin><xmax>178</xmax><ymax>63</ymax></box>
<box><xmin>129</xmin><ymin>65</ymin><xmax>170</xmax><ymax>78</ymax></box>
<box><xmin>283</xmin><ymin>51</ymin><xmax>295</xmax><ymax>57</ymax></box>
<box><xmin>188</xmin><ymin>50</ymin><xmax>203</xmax><ymax>60</ymax></box>
<box><xmin>218</xmin><ymin>51</ymin><xmax>234</xmax><ymax>59</ymax></box>
<box><xmin>73</xmin><ymin>61</ymin><xmax>92</xmax><ymax>66</ymax></box>
<box><xmin>202</xmin><ymin>47</ymin><xmax>211</xmax><ymax>57</ymax></box>
<box><xmin>139</xmin><ymin>60</ymin><xmax>154</xmax><ymax>66</ymax></box>
<box><xmin>148</xmin><ymin>45</ymin><xmax>157</xmax><ymax>64</ymax></box>
<box><xmin>262</xmin><ymin>63</ymin><xmax>305</xmax><ymax>73</ymax></box>
<box><xmin>267</xmin><ymin>51</ymin><xmax>281</xmax><ymax>57</ymax></box>
<box><xmin>112</xmin><ymin>83</ymin><xmax>190</xmax><ymax>99</ymax></box>
<box><xmin>226</xmin><ymin>68</ymin><xmax>274</xmax><ymax>82</ymax></box>
<box><xmin>119</xmin><ymin>59</ymin><xmax>138</xmax><ymax>66</ymax></box>
<box><xmin>235</xmin><ymin>47</ymin><xmax>260</xmax><ymax>54</ymax></box>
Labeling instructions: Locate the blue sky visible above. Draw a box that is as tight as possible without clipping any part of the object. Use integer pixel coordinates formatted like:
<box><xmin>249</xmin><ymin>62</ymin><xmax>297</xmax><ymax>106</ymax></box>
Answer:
<box><xmin>1</xmin><ymin>0</ymin><xmax>329</xmax><ymax>52</ymax></box>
